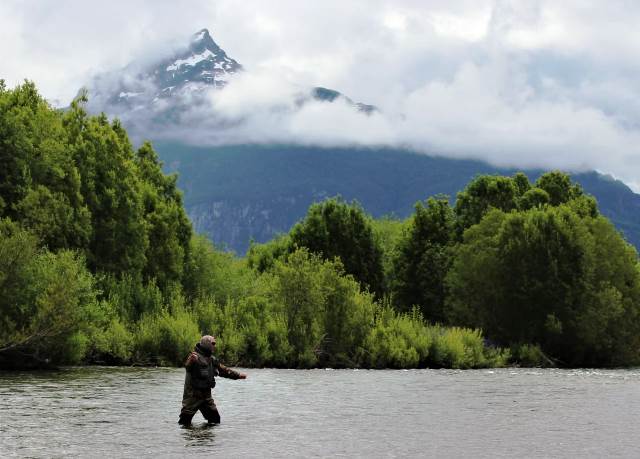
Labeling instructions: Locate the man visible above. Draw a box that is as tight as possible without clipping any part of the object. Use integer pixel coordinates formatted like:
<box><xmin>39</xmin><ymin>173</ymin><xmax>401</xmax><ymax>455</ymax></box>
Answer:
<box><xmin>178</xmin><ymin>335</ymin><xmax>247</xmax><ymax>426</ymax></box>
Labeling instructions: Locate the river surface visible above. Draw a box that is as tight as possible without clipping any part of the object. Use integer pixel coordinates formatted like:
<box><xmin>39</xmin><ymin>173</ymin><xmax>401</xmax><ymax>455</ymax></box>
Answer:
<box><xmin>1</xmin><ymin>367</ymin><xmax>639</xmax><ymax>458</ymax></box>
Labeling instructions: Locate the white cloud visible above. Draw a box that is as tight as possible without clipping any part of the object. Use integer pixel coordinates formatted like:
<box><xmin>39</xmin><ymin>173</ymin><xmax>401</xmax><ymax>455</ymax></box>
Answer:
<box><xmin>209</xmin><ymin>71</ymin><xmax>301</xmax><ymax>119</ymax></box>
<box><xmin>2</xmin><ymin>1</ymin><xmax>640</xmax><ymax>190</ymax></box>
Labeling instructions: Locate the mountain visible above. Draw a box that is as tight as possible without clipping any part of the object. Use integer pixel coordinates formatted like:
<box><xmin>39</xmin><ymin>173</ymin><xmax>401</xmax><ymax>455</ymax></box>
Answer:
<box><xmin>155</xmin><ymin>142</ymin><xmax>640</xmax><ymax>254</ymax></box>
<box><xmin>144</xmin><ymin>28</ymin><xmax>242</xmax><ymax>92</ymax></box>
<box><xmin>81</xmin><ymin>28</ymin><xmax>640</xmax><ymax>255</ymax></box>
<box><xmin>84</xmin><ymin>28</ymin><xmax>374</xmax><ymax>137</ymax></box>
<box><xmin>86</xmin><ymin>29</ymin><xmax>241</xmax><ymax>112</ymax></box>
<box><xmin>311</xmin><ymin>87</ymin><xmax>377</xmax><ymax>114</ymax></box>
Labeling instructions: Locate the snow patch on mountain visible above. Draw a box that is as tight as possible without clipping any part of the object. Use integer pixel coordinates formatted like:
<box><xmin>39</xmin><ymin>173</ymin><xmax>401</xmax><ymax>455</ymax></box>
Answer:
<box><xmin>166</xmin><ymin>49</ymin><xmax>217</xmax><ymax>71</ymax></box>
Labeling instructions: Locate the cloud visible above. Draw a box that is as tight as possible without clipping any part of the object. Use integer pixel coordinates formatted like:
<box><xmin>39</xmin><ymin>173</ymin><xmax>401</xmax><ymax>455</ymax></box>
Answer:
<box><xmin>125</xmin><ymin>57</ymin><xmax>640</xmax><ymax>191</ymax></box>
<box><xmin>0</xmin><ymin>0</ymin><xmax>217</xmax><ymax>102</ymax></box>
<box><xmin>3</xmin><ymin>1</ymin><xmax>640</xmax><ymax>190</ymax></box>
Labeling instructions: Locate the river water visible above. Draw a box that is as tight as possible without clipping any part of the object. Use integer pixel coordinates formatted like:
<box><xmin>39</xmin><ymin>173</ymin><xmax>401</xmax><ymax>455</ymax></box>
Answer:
<box><xmin>0</xmin><ymin>367</ymin><xmax>639</xmax><ymax>458</ymax></box>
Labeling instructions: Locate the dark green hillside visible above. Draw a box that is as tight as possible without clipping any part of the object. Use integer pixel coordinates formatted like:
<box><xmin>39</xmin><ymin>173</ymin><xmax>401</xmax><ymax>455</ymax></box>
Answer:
<box><xmin>156</xmin><ymin>143</ymin><xmax>640</xmax><ymax>253</ymax></box>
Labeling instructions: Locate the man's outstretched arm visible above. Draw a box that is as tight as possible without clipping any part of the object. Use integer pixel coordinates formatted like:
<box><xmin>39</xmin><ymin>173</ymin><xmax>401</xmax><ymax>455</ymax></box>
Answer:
<box><xmin>218</xmin><ymin>363</ymin><xmax>247</xmax><ymax>379</ymax></box>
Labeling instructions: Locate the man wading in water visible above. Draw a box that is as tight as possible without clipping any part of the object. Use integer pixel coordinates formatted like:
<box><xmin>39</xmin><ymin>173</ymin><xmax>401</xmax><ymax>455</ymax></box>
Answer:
<box><xmin>179</xmin><ymin>335</ymin><xmax>247</xmax><ymax>426</ymax></box>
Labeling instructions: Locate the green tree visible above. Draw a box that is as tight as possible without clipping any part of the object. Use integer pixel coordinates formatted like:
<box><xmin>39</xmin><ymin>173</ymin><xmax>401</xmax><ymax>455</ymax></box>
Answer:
<box><xmin>454</xmin><ymin>174</ymin><xmax>523</xmax><ymax>234</ymax></box>
<box><xmin>371</xmin><ymin>216</ymin><xmax>405</xmax><ymax>289</ymax></box>
<box><xmin>519</xmin><ymin>187</ymin><xmax>550</xmax><ymax>210</ymax></box>
<box><xmin>0</xmin><ymin>81</ymin><xmax>91</xmax><ymax>250</ymax></box>
<box><xmin>64</xmin><ymin>100</ymin><xmax>147</xmax><ymax>276</ymax></box>
<box><xmin>446</xmin><ymin>204</ymin><xmax>640</xmax><ymax>366</ymax></box>
<box><xmin>270</xmin><ymin>248</ymin><xmax>375</xmax><ymax>367</ymax></box>
<box><xmin>183</xmin><ymin>234</ymin><xmax>253</xmax><ymax>303</ymax></box>
<box><xmin>536</xmin><ymin>170</ymin><xmax>584</xmax><ymax>206</ymax></box>
<box><xmin>135</xmin><ymin>141</ymin><xmax>192</xmax><ymax>290</ymax></box>
<box><xmin>289</xmin><ymin>197</ymin><xmax>385</xmax><ymax>296</ymax></box>
<box><xmin>272</xmin><ymin>249</ymin><xmax>326</xmax><ymax>366</ymax></box>
<box><xmin>0</xmin><ymin>220</ymin><xmax>98</xmax><ymax>365</ymax></box>
<box><xmin>392</xmin><ymin>196</ymin><xmax>455</xmax><ymax>322</ymax></box>
<box><xmin>245</xmin><ymin>233</ymin><xmax>291</xmax><ymax>273</ymax></box>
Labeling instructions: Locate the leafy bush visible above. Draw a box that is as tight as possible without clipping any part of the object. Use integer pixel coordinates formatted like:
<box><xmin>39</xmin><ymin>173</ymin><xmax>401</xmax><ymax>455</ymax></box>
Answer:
<box><xmin>360</xmin><ymin>306</ymin><xmax>429</xmax><ymax>368</ymax></box>
<box><xmin>430</xmin><ymin>327</ymin><xmax>485</xmax><ymax>369</ymax></box>
<box><xmin>135</xmin><ymin>307</ymin><xmax>200</xmax><ymax>365</ymax></box>
<box><xmin>92</xmin><ymin>318</ymin><xmax>135</xmax><ymax>363</ymax></box>
<box><xmin>0</xmin><ymin>221</ymin><xmax>98</xmax><ymax>364</ymax></box>
<box><xmin>511</xmin><ymin>344</ymin><xmax>551</xmax><ymax>367</ymax></box>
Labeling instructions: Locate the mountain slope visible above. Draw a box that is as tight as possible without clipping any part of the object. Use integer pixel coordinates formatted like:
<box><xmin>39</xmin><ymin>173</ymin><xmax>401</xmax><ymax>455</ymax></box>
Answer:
<box><xmin>156</xmin><ymin>143</ymin><xmax>640</xmax><ymax>254</ymax></box>
<box><xmin>81</xmin><ymin>28</ymin><xmax>640</xmax><ymax>255</ymax></box>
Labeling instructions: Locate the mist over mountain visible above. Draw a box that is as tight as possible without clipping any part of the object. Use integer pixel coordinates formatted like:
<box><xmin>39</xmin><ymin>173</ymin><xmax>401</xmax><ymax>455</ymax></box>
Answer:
<box><xmin>87</xmin><ymin>29</ymin><xmax>241</xmax><ymax>111</ymax></box>
<box><xmin>84</xmin><ymin>29</ymin><xmax>375</xmax><ymax>144</ymax></box>
<box><xmin>81</xmin><ymin>28</ymin><xmax>640</xmax><ymax>254</ymax></box>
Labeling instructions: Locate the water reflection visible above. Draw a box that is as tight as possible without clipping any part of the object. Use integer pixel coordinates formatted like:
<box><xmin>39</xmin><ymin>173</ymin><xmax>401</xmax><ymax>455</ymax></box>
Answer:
<box><xmin>181</xmin><ymin>422</ymin><xmax>218</xmax><ymax>447</ymax></box>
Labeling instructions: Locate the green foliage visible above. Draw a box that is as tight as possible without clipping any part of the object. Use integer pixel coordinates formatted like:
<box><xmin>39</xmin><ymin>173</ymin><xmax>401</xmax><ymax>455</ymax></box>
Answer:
<box><xmin>193</xmin><ymin>294</ymin><xmax>290</xmax><ymax>367</ymax></box>
<box><xmin>430</xmin><ymin>327</ymin><xmax>485</xmax><ymax>369</ymax></box>
<box><xmin>99</xmin><ymin>274</ymin><xmax>164</xmax><ymax>322</ymax></box>
<box><xmin>519</xmin><ymin>187</ymin><xmax>550</xmax><ymax>210</ymax></box>
<box><xmin>289</xmin><ymin>197</ymin><xmax>385</xmax><ymax>296</ymax></box>
<box><xmin>64</xmin><ymin>104</ymin><xmax>148</xmax><ymax>276</ymax></box>
<box><xmin>358</xmin><ymin>305</ymin><xmax>508</xmax><ymax>369</ymax></box>
<box><xmin>371</xmin><ymin>216</ymin><xmax>405</xmax><ymax>287</ymax></box>
<box><xmin>3</xmin><ymin>80</ymin><xmax>639</xmax><ymax>369</ymax></box>
<box><xmin>246</xmin><ymin>233</ymin><xmax>291</xmax><ymax>273</ymax></box>
<box><xmin>511</xmin><ymin>344</ymin><xmax>550</xmax><ymax>367</ymax></box>
<box><xmin>184</xmin><ymin>234</ymin><xmax>253</xmax><ymax>303</ymax></box>
<box><xmin>536</xmin><ymin>171</ymin><xmax>584</xmax><ymax>206</ymax></box>
<box><xmin>360</xmin><ymin>306</ymin><xmax>429</xmax><ymax>368</ymax></box>
<box><xmin>271</xmin><ymin>249</ymin><xmax>327</xmax><ymax>367</ymax></box>
<box><xmin>0</xmin><ymin>81</ymin><xmax>91</xmax><ymax>250</ymax></box>
<box><xmin>446</xmin><ymin>203</ymin><xmax>640</xmax><ymax>366</ymax></box>
<box><xmin>135</xmin><ymin>307</ymin><xmax>201</xmax><ymax>366</ymax></box>
<box><xmin>91</xmin><ymin>317</ymin><xmax>135</xmax><ymax>363</ymax></box>
<box><xmin>0</xmin><ymin>220</ymin><xmax>97</xmax><ymax>364</ymax></box>
<box><xmin>136</xmin><ymin>141</ymin><xmax>192</xmax><ymax>289</ymax></box>
<box><xmin>392</xmin><ymin>196</ymin><xmax>455</xmax><ymax>321</ymax></box>
<box><xmin>454</xmin><ymin>174</ymin><xmax>522</xmax><ymax>233</ymax></box>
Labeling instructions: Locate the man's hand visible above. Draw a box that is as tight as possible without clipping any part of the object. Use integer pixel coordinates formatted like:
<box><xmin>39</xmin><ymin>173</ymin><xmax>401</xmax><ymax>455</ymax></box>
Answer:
<box><xmin>185</xmin><ymin>352</ymin><xmax>199</xmax><ymax>367</ymax></box>
<box><xmin>238</xmin><ymin>373</ymin><xmax>247</xmax><ymax>379</ymax></box>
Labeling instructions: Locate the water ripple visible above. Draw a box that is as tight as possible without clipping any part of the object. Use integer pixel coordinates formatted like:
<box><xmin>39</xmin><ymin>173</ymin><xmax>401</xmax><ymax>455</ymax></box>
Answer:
<box><xmin>1</xmin><ymin>367</ymin><xmax>639</xmax><ymax>458</ymax></box>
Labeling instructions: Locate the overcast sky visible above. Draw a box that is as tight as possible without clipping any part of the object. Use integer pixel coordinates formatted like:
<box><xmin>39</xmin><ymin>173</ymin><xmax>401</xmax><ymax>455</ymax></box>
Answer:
<box><xmin>3</xmin><ymin>0</ymin><xmax>640</xmax><ymax>190</ymax></box>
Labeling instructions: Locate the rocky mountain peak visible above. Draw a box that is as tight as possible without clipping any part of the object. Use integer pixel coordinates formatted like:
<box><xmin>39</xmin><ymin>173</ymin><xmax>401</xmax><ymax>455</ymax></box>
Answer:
<box><xmin>191</xmin><ymin>28</ymin><xmax>215</xmax><ymax>48</ymax></box>
<box><xmin>84</xmin><ymin>27</ymin><xmax>374</xmax><ymax>136</ymax></box>
<box><xmin>88</xmin><ymin>28</ymin><xmax>243</xmax><ymax>112</ymax></box>
<box><xmin>153</xmin><ymin>28</ymin><xmax>243</xmax><ymax>94</ymax></box>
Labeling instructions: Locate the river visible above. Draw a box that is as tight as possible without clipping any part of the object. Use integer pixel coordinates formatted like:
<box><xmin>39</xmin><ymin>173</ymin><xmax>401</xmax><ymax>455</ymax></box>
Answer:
<box><xmin>0</xmin><ymin>367</ymin><xmax>638</xmax><ymax>458</ymax></box>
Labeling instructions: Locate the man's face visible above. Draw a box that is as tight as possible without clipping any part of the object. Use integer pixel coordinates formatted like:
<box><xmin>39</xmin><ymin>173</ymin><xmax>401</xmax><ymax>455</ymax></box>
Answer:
<box><xmin>201</xmin><ymin>335</ymin><xmax>216</xmax><ymax>352</ymax></box>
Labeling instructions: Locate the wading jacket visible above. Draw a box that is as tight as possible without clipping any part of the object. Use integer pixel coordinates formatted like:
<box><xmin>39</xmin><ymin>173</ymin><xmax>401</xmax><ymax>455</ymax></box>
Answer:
<box><xmin>183</xmin><ymin>345</ymin><xmax>242</xmax><ymax>398</ymax></box>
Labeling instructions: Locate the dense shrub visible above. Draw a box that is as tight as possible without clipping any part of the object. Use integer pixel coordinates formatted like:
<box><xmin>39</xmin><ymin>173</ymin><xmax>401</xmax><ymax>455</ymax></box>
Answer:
<box><xmin>447</xmin><ymin>205</ymin><xmax>640</xmax><ymax>366</ymax></box>
<box><xmin>0</xmin><ymin>220</ymin><xmax>98</xmax><ymax>364</ymax></box>
<box><xmin>135</xmin><ymin>307</ymin><xmax>200</xmax><ymax>366</ymax></box>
